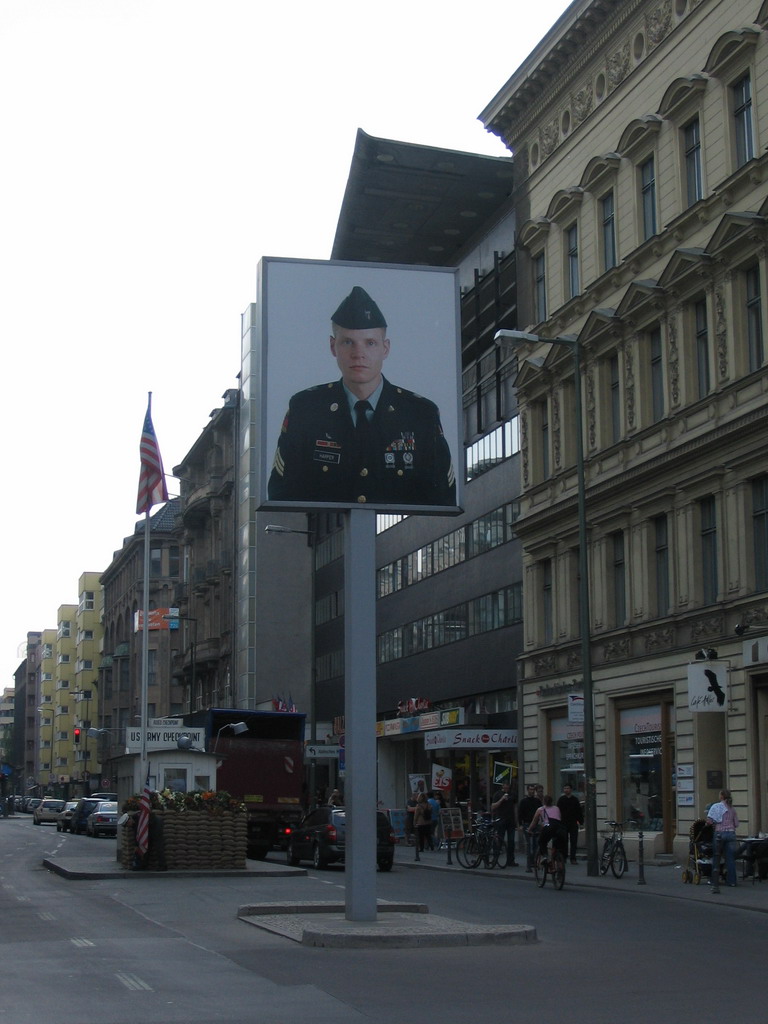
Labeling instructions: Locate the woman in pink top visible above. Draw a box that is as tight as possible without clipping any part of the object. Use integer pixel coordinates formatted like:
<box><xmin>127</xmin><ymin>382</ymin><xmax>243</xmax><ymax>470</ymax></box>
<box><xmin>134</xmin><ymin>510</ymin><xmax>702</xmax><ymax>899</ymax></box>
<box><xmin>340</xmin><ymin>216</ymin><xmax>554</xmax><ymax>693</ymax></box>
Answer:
<box><xmin>528</xmin><ymin>794</ymin><xmax>567</xmax><ymax>860</ymax></box>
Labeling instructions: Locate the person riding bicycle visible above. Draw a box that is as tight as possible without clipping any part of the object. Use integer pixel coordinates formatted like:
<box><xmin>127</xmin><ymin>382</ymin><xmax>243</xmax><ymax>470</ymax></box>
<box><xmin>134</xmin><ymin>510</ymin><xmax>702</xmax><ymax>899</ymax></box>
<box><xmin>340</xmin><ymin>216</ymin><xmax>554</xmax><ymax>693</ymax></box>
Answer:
<box><xmin>528</xmin><ymin>794</ymin><xmax>567</xmax><ymax>862</ymax></box>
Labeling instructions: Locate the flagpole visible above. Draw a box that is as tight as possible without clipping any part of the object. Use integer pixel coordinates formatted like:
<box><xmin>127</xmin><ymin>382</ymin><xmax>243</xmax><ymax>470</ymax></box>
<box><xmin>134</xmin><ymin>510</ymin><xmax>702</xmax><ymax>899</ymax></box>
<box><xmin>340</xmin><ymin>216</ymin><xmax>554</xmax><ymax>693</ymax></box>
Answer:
<box><xmin>136</xmin><ymin>390</ymin><xmax>167</xmax><ymax>793</ymax></box>
<box><xmin>141</xmin><ymin>504</ymin><xmax>150</xmax><ymax>781</ymax></box>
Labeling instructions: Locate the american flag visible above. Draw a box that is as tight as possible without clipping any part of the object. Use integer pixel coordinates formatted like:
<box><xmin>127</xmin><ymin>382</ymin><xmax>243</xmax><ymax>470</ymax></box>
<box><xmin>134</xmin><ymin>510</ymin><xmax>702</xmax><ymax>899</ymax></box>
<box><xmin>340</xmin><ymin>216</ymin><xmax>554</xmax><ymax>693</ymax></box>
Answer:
<box><xmin>136</xmin><ymin>769</ymin><xmax>151</xmax><ymax>857</ymax></box>
<box><xmin>136</xmin><ymin>396</ymin><xmax>168</xmax><ymax>515</ymax></box>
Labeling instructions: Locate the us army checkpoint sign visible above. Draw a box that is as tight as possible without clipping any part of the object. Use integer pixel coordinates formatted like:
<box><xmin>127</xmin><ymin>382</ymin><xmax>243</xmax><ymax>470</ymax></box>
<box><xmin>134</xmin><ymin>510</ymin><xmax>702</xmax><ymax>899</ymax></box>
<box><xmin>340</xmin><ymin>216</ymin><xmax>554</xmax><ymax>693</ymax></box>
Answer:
<box><xmin>126</xmin><ymin>726</ymin><xmax>206</xmax><ymax>752</ymax></box>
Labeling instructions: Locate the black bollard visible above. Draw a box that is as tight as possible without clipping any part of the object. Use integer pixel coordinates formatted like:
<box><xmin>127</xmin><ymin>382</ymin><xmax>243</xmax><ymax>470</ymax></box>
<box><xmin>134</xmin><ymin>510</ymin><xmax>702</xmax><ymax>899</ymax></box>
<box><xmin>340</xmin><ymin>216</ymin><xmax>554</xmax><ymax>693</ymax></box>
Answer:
<box><xmin>446</xmin><ymin>836</ymin><xmax>452</xmax><ymax>865</ymax></box>
<box><xmin>637</xmin><ymin>829</ymin><xmax>646</xmax><ymax>885</ymax></box>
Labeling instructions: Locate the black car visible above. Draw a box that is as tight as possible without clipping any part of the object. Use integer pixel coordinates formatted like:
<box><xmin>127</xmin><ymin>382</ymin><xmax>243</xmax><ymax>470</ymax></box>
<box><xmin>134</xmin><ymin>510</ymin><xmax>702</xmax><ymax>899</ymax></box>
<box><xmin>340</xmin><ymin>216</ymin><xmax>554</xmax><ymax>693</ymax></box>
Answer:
<box><xmin>69</xmin><ymin>797</ymin><xmax>101</xmax><ymax>835</ymax></box>
<box><xmin>286</xmin><ymin>807</ymin><xmax>395</xmax><ymax>871</ymax></box>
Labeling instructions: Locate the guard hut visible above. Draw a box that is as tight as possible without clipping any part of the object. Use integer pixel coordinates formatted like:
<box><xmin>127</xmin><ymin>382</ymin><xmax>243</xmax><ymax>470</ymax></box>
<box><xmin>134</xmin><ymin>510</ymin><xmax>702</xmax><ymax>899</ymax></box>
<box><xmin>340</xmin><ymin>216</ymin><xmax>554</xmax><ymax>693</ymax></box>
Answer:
<box><xmin>113</xmin><ymin>719</ymin><xmax>217</xmax><ymax>807</ymax></box>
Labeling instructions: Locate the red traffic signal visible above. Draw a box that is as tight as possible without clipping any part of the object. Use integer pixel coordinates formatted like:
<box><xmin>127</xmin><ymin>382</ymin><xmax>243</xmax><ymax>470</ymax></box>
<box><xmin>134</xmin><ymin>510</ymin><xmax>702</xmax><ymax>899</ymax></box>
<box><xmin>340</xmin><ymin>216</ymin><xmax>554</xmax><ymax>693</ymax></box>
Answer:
<box><xmin>73</xmin><ymin>727</ymin><xmax>81</xmax><ymax>745</ymax></box>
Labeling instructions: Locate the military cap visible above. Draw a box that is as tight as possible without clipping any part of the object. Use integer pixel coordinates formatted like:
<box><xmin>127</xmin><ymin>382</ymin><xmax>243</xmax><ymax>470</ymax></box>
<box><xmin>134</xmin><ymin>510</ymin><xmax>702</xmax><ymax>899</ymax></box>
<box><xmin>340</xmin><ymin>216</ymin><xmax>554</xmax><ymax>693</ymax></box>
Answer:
<box><xmin>331</xmin><ymin>286</ymin><xmax>387</xmax><ymax>329</ymax></box>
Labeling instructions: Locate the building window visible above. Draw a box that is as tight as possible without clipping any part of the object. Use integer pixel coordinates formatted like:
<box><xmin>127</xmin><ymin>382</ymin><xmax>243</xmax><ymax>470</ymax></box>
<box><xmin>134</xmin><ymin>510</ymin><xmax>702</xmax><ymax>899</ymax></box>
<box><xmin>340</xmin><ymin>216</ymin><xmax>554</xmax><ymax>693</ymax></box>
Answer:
<box><xmin>169</xmin><ymin>545</ymin><xmax>180</xmax><ymax>578</ymax></box>
<box><xmin>683</xmin><ymin>117</ymin><xmax>702</xmax><ymax>207</ymax></box>
<box><xmin>601</xmin><ymin>191</ymin><xmax>617</xmax><ymax>271</ymax></box>
<box><xmin>753</xmin><ymin>476</ymin><xmax>768</xmax><ymax>593</ymax></box>
<box><xmin>566</xmin><ymin>223</ymin><xmax>580</xmax><ymax>298</ymax></box>
<box><xmin>694</xmin><ymin>299</ymin><xmax>710</xmax><ymax>398</ymax></box>
<box><xmin>640</xmin><ymin>156</ymin><xmax>657</xmax><ymax>240</ymax></box>
<box><xmin>733</xmin><ymin>73</ymin><xmax>754</xmax><ymax>168</ymax></box>
<box><xmin>542</xmin><ymin>559</ymin><xmax>553</xmax><ymax>645</ymax></box>
<box><xmin>746</xmin><ymin>264</ymin><xmax>764</xmax><ymax>372</ymax></box>
<box><xmin>650</xmin><ymin>325</ymin><xmax>664</xmax><ymax>422</ymax></box>
<box><xmin>150</xmin><ymin>545</ymin><xmax>163</xmax><ymax>577</ymax></box>
<box><xmin>654</xmin><ymin>514</ymin><xmax>670</xmax><ymax>617</ymax></box>
<box><xmin>700</xmin><ymin>496</ymin><xmax>718</xmax><ymax>605</ymax></box>
<box><xmin>533</xmin><ymin>252</ymin><xmax>547</xmax><ymax>323</ymax></box>
<box><xmin>609</xmin><ymin>353</ymin><xmax>621</xmax><ymax>444</ymax></box>
<box><xmin>612</xmin><ymin>531</ymin><xmax>626</xmax><ymax>627</ymax></box>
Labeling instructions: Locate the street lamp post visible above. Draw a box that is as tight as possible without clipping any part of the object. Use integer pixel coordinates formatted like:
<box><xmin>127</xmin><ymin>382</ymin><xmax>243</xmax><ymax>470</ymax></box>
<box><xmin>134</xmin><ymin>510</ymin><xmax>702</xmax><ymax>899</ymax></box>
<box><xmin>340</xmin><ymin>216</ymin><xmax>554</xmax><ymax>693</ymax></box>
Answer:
<box><xmin>495</xmin><ymin>329</ymin><xmax>598</xmax><ymax>876</ymax></box>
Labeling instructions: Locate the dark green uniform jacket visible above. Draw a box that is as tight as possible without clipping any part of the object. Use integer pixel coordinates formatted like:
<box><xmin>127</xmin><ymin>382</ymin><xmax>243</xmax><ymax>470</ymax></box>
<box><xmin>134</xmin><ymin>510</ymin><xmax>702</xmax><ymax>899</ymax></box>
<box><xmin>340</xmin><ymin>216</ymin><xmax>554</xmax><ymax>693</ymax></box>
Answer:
<box><xmin>268</xmin><ymin>377</ymin><xmax>456</xmax><ymax>507</ymax></box>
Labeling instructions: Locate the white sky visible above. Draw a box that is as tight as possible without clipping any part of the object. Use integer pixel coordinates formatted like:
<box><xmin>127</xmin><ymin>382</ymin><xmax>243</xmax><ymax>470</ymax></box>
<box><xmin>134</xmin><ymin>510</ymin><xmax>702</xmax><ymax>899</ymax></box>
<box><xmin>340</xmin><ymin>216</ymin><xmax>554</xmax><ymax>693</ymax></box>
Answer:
<box><xmin>1</xmin><ymin>0</ymin><xmax>571</xmax><ymax>677</ymax></box>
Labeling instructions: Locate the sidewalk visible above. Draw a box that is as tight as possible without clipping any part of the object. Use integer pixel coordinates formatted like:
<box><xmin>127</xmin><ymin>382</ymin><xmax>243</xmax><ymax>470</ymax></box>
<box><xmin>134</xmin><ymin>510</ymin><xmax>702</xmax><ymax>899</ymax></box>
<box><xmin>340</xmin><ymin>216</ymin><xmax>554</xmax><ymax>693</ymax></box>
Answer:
<box><xmin>397</xmin><ymin>843</ymin><xmax>768</xmax><ymax>913</ymax></box>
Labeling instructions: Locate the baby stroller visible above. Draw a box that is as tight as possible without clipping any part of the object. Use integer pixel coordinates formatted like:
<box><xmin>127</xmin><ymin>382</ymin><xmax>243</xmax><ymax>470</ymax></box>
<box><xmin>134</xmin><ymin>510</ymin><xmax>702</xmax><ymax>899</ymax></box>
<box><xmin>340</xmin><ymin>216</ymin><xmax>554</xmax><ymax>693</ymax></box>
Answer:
<box><xmin>681</xmin><ymin>819</ymin><xmax>722</xmax><ymax>885</ymax></box>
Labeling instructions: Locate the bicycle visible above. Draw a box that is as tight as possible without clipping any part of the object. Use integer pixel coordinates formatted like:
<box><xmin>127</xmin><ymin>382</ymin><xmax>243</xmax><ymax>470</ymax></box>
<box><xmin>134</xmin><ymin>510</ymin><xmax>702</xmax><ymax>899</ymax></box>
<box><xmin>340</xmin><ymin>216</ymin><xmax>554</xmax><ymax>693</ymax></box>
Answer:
<box><xmin>600</xmin><ymin>820</ymin><xmax>631</xmax><ymax>878</ymax></box>
<box><xmin>533</xmin><ymin>837</ymin><xmax>566</xmax><ymax>889</ymax></box>
<box><xmin>456</xmin><ymin>815</ymin><xmax>506</xmax><ymax>869</ymax></box>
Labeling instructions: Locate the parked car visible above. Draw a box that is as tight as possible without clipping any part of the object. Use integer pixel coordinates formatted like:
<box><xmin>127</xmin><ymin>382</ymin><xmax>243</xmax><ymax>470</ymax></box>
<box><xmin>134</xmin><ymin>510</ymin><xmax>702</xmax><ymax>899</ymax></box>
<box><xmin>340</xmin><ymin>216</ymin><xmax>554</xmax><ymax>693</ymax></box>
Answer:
<box><xmin>90</xmin><ymin>792</ymin><xmax>117</xmax><ymax>801</ymax></box>
<box><xmin>56</xmin><ymin>800</ymin><xmax>79</xmax><ymax>832</ymax></box>
<box><xmin>286</xmin><ymin>807</ymin><xmax>395</xmax><ymax>871</ymax></box>
<box><xmin>85</xmin><ymin>801</ymin><xmax>118</xmax><ymax>838</ymax></box>
<box><xmin>24</xmin><ymin>798</ymin><xmax>42</xmax><ymax>814</ymax></box>
<box><xmin>33</xmin><ymin>797</ymin><xmax>65</xmax><ymax>825</ymax></box>
<box><xmin>69</xmin><ymin>797</ymin><xmax>101</xmax><ymax>835</ymax></box>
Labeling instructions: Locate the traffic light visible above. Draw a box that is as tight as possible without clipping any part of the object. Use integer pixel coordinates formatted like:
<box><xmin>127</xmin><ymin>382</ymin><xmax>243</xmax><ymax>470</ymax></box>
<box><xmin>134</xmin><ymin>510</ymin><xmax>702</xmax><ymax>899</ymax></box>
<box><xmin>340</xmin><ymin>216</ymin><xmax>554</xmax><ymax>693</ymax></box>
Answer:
<box><xmin>73</xmin><ymin>727</ymin><xmax>81</xmax><ymax>745</ymax></box>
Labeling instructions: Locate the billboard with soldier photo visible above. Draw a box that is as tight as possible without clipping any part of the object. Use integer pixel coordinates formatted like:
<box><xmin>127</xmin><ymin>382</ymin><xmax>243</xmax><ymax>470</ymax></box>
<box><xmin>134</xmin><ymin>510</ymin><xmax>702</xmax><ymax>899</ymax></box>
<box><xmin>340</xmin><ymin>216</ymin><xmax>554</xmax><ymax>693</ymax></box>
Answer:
<box><xmin>252</xmin><ymin>257</ymin><xmax>462</xmax><ymax>514</ymax></box>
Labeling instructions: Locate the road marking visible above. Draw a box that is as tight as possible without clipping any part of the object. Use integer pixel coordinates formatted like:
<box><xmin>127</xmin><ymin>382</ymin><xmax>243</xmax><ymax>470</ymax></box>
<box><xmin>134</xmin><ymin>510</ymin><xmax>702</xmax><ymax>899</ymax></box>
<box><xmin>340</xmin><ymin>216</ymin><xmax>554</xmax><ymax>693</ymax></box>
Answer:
<box><xmin>71</xmin><ymin>938</ymin><xmax>95</xmax><ymax>948</ymax></box>
<box><xmin>115</xmin><ymin>972</ymin><xmax>153</xmax><ymax>991</ymax></box>
<box><xmin>38</xmin><ymin>911</ymin><xmax>56</xmax><ymax>921</ymax></box>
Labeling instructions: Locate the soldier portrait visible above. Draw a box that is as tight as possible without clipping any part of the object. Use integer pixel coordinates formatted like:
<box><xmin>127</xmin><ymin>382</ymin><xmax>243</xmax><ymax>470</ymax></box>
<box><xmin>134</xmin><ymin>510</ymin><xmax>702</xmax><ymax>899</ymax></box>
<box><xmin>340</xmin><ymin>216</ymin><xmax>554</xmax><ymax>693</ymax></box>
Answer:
<box><xmin>267</xmin><ymin>284</ymin><xmax>456</xmax><ymax>508</ymax></box>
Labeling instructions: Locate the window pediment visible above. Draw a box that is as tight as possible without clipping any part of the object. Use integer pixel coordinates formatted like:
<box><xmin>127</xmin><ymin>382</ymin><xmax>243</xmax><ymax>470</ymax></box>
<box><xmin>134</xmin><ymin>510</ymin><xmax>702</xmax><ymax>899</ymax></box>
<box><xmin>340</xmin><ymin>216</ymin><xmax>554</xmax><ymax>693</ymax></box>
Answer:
<box><xmin>579</xmin><ymin>153</ymin><xmax>621</xmax><ymax>192</ymax></box>
<box><xmin>657</xmin><ymin>74</ymin><xmax>709</xmax><ymax>123</ymax></box>
<box><xmin>546</xmin><ymin>187</ymin><xmax>585</xmax><ymax>223</ymax></box>
<box><xmin>707</xmin><ymin>210</ymin><xmax>767</xmax><ymax>257</ymax></box>
<box><xmin>704</xmin><ymin>28</ymin><xmax>759</xmax><ymax>79</ymax></box>
<box><xmin>657</xmin><ymin>247</ymin><xmax>713</xmax><ymax>292</ymax></box>
<box><xmin>616</xmin><ymin>279</ymin><xmax>665</xmax><ymax>322</ymax></box>
<box><xmin>618</xmin><ymin>115</ymin><xmax>664</xmax><ymax>160</ymax></box>
<box><xmin>518</xmin><ymin>216</ymin><xmax>551</xmax><ymax>251</ymax></box>
<box><xmin>578</xmin><ymin>307</ymin><xmax>621</xmax><ymax>347</ymax></box>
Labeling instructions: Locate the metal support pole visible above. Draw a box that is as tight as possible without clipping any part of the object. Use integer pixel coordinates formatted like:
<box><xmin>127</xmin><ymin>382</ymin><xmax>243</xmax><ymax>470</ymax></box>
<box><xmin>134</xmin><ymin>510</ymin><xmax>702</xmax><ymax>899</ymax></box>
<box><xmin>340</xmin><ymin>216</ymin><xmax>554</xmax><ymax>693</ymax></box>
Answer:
<box><xmin>572</xmin><ymin>343</ymin><xmax>598</xmax><ymax>878</ymax></box>
<box><xmin>637</xmin><ymin>829</ymin><xmax>646</xmax><ymax>885</ymax></box>
<box><xmin>343</xmin><ymin>509</ymin><xmax>378</xmax><ymax>922</ymax></box>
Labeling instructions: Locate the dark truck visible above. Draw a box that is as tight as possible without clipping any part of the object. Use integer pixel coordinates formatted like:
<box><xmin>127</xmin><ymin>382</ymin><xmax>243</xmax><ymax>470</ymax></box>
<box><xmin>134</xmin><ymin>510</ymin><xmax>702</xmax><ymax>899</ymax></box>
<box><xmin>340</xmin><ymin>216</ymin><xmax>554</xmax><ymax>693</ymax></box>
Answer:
<box><xmin>186</xmin><ymin>708</ymin><xmax>305</xmax><ymax>860</ymax></box>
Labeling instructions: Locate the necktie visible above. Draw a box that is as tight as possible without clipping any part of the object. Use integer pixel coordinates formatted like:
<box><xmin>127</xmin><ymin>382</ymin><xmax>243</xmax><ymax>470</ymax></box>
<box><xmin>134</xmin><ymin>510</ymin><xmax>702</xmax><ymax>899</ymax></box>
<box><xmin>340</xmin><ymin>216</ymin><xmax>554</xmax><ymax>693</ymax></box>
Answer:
<box><xmin>354</xmin><ymin>399</ymin><xmax>372</xmax><ymax>433</ymax></box>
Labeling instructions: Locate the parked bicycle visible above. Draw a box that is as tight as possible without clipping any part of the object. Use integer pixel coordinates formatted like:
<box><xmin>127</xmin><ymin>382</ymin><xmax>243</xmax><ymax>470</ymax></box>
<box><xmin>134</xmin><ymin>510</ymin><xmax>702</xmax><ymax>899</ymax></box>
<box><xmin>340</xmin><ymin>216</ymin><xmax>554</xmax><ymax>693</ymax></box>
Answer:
<box><xmin>534</xmin><ymin>837</ymin><xmax>566</xmax><ymax>889</ymax></box>
<box><xmin>456</xmin><ymin>814</ymin><xmax>507</xmax><ymax>869</ymax></box>
<box><xmin>600</xmin><ymin>819</ymin><xmax>633</xmax><ymax>878</ymax></box>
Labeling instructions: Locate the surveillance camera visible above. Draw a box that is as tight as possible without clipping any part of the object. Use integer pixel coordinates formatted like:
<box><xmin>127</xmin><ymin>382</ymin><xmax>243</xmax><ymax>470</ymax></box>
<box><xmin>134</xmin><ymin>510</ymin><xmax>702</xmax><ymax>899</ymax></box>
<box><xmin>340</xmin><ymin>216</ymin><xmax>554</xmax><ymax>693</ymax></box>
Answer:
<box><xmin>735</xmin><ymin>623</ymin><xmax>746</xmax><ymax>636</ymax></box>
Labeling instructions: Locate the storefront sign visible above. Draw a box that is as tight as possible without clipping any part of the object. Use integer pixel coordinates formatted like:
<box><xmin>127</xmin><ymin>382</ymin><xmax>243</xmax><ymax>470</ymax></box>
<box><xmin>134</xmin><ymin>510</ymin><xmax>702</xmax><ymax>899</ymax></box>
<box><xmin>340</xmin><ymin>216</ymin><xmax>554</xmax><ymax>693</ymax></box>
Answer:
<box><xmin>687</xmin><ymin>662</ymin><xmax>728</xmax><ymax>712</ymax></box>
<box><xmin>567</xmin><ymin>693</ymin><xmax>584</xmax><ymax>723</ymax></box>
<box><xmin>423</xmin><ymin>728</ymin><xmax>517</xmax><ymax>750</ymax></box>
<box><xmin>432</xmin><ymin>763</ymin><xmax>452</xmax><ymax>792</ymax></box>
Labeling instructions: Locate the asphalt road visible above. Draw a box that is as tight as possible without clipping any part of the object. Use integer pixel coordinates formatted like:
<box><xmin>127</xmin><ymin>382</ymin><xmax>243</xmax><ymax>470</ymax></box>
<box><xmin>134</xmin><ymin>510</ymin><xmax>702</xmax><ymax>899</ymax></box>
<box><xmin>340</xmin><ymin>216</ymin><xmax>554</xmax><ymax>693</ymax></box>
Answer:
<box><xmin>1</xmin><ymin>815</ymin><xmax>763</xmax><ymax>1024</ymax></box>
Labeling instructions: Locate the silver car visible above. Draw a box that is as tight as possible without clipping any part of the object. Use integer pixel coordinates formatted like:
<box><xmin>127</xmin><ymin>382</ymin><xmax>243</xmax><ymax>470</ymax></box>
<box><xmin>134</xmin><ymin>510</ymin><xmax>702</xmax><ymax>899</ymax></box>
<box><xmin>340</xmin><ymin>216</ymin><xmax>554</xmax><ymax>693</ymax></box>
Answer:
<box><xmin>33</xmin><ymin>798</ymin><xmax>65</xmax><ymax>825</ymax></box>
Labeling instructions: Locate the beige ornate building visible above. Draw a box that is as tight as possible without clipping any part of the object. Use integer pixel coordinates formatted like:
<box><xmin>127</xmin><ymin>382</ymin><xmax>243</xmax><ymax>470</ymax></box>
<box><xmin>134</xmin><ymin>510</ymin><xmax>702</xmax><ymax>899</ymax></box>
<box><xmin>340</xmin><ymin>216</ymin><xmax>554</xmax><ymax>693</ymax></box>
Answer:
<box><xmin>481</xmin><ymin>0</ymin><xmax>768</xmax><ymax>855</ymax></box>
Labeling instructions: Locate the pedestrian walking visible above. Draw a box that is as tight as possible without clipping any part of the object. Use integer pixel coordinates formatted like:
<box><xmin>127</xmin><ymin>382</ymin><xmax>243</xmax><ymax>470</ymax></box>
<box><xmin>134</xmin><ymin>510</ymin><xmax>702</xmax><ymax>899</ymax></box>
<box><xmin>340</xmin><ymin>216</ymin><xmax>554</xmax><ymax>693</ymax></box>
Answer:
<box><xmin>557</xmin><ymin>783</ymin><xmax>583</xmax><ymax>864</ymax></box>
<box><xmin>518</xmin><ymin>783</ymin><xmax>542</xmax><ymax>872</ymax></box>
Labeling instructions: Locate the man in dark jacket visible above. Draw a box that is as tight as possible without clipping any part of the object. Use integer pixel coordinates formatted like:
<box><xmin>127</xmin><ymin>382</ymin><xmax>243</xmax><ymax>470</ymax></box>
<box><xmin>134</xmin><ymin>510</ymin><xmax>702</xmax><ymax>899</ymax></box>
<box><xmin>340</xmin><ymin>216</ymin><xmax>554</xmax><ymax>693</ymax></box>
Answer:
<box><xmin>268</xmin><ymin>286</ymin><xmax>456</xmax><ymax>508</ymax></box>
<box><xmin>557</xmin><ymin>783</ymin><xmax>584</xmax><ymax>865</ymax></box>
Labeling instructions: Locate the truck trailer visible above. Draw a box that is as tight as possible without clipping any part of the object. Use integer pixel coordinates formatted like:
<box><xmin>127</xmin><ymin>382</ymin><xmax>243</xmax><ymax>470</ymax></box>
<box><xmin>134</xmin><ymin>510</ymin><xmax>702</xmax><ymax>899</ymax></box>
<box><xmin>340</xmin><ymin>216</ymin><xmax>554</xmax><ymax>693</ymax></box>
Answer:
<box><xmin>186</xmin><ymin>708</ymin><xmax>306</xmax><ymax>860</ymax></box>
